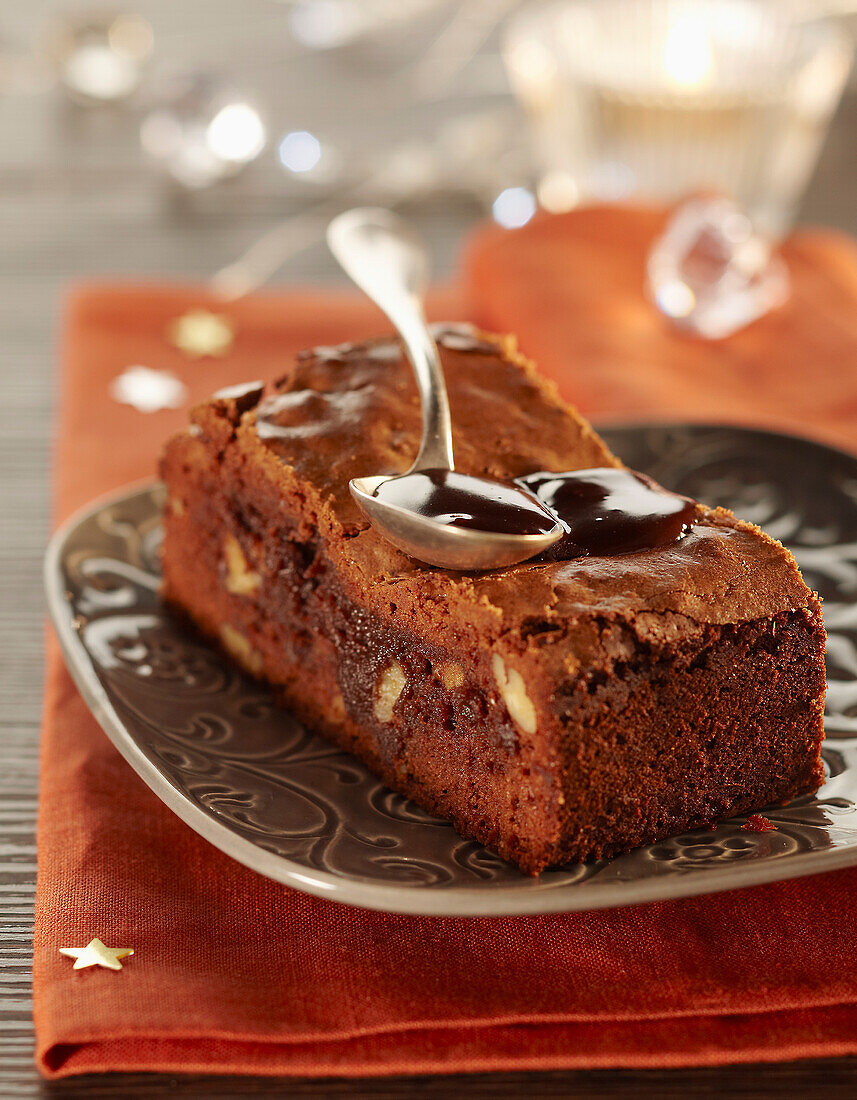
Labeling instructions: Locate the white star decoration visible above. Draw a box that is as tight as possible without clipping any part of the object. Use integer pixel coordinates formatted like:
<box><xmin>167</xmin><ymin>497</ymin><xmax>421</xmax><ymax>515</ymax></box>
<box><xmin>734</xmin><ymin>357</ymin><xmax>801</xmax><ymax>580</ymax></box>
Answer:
<box><xmin>60</xmin><ymin>937</ymin><xmax>134</xmax><ymax>971</ymax></box>
<box><xmin>110</xmin><ymin>365</ymin><xmax>188</xmax><ymax>413</ymax></box>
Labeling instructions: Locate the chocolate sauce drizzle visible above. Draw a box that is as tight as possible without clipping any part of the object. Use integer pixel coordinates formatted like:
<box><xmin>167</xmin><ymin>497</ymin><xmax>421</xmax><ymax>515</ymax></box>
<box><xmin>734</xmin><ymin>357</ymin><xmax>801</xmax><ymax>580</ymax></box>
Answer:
<box><xmin>374</xmin><ymin>466</ymin><xmax>695</xmax><ymax>562</ymax></box>
<box><xmin>516</xmin><ymin>467</ymin><xmax>696</xmax><ymax>560</ymax></box>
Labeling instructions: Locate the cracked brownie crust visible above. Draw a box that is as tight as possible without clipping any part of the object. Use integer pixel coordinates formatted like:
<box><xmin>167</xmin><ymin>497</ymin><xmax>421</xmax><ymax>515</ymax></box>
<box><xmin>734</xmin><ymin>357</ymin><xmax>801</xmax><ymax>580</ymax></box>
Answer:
<box><xmin>159</xmin><ymin>327</ymin><xmax>826</xmax><ymax>874</ymax></box>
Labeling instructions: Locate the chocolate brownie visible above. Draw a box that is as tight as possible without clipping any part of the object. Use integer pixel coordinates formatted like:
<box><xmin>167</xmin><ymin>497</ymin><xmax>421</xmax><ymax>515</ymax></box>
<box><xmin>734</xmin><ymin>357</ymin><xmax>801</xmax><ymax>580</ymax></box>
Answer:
<box><xmin>159</xmin><ymin>326</ymin><xmax>826</xmax><ymax>875</ymax></box>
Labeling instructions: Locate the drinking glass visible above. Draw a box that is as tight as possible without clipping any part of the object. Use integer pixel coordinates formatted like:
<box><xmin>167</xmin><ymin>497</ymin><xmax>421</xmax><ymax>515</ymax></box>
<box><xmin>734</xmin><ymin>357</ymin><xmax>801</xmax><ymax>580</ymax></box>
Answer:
<box><xmin>504</xmin><ymin>0</ymin><xmax>853</xmax><ymax>236</ymax></box>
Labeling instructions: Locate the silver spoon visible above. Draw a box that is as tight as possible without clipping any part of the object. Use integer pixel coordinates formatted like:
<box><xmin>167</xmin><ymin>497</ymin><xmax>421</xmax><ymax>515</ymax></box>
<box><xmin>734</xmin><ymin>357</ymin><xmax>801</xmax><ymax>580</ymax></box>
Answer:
<box><xmin>326</xmin><ymin>207</ymin><xmax>563</xmax><ymax>570</ymax></box>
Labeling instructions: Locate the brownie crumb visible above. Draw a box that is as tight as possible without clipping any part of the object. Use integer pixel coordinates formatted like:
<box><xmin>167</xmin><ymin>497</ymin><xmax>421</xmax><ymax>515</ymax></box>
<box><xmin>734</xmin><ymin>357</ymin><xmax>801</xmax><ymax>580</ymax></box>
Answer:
<box><xmin>742</xmin><ymin>814</ymin><xmax>778</xmax><ymax>833</ymax></box>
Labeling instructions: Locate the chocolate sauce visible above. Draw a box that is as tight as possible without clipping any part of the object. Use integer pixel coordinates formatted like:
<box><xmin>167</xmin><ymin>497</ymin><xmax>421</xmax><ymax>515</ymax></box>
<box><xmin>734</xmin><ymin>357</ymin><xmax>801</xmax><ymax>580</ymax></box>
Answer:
<box><xmin>373</xmin><ymin>469</ymin><xmax>559</xmax><ymax>536</ymax></box>
<box><xmin>516</xmin><ymin>467</ymin><xmax>696</xmax><ymax>559</ymax></box>
<box><xmin>370</xmin><ymin>466</ymin><xmax>694</xmax><ymax>561</ymax></box>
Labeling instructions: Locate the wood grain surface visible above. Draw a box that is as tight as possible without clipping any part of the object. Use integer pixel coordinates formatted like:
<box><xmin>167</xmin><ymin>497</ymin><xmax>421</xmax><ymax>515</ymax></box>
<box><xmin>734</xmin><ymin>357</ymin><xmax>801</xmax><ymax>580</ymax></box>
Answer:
<box><xmin>3</xmin><ymin>2</ymin><xmax>857</xmax><ymax>1095</ymax></box>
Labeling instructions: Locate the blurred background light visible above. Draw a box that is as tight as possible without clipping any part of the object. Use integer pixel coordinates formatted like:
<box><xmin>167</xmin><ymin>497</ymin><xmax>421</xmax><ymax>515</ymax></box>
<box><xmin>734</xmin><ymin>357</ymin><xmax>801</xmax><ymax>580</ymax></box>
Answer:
<box><xmin>140</xmin><ymin>76</ymin><xmax>266</xmax><ymax>189</ymax></box>
<box><xmin>286</xmin><ymin>0</ymin><xmax>446</xmax><ymax>52</ymax></box>
<box><xmin>492</xmin><ymin>186</ymin><xmax>537</xmax><ymax>228</ymax></box>
<box><xmin>44</xmin><ymin>10</ymin><xmax>153</xmax><ymax>104</ymax></box>
<box><xmin>662</xmin><ymin>12</ymin><xmax>715</xmax><ymax>90</ymax></box>
<box><xmin>278</xmin><ymin>130</ymin><xmax>323</xmax><ymax>174</ymax></box>
<box><xmin>288</xmin><ymin>0</ymin><xmax>361</xmax><ymax>50</ymax></box>
<box><xmin>206</xmin><ymin>103</ymin><xmax>266</xmax><ymax>165</ymax></box>
<box><xmin>537</xmin><ymin>170</ymin><xmax>580</xmax><ymax>214</ymax></box>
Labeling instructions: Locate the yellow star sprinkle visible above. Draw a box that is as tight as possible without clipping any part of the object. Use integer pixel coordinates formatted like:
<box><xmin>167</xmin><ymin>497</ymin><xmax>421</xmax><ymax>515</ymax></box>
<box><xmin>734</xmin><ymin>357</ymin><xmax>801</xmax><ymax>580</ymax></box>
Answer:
<box><xmin>167</xmin><ymin>309</ymin><xmax>235</xmax><ymax>358</ymax></box>
<box><xmin>59</xmin><ymin>937</ymin><xmax>134</xmax><ymax>971</ymax></box>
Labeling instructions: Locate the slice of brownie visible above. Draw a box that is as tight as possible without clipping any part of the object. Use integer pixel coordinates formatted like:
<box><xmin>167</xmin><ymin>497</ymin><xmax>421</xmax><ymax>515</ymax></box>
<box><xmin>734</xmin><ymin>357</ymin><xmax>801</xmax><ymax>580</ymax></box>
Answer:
<box><xmin>159</xmin><ymin>326</ymin><xmax>826</xmax><ymax>875</ymax></box>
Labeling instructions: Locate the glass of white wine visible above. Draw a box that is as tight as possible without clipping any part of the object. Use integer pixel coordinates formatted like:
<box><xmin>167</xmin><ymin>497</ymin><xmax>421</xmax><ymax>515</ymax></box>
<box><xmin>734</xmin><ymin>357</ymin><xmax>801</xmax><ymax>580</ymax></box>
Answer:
<box><xmin>504</xmin><ymin>0</ymin><xmax>853</xmax><ymax>237</ymax></box>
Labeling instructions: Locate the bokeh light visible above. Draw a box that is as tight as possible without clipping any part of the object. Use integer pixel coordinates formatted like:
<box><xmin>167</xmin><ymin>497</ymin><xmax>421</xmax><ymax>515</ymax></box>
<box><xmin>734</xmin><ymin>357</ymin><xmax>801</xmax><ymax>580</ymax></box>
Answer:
<box><xmin>492</xmin><ymin>187</ymin><xmax>537</xmax><ymax>229</ymax></box>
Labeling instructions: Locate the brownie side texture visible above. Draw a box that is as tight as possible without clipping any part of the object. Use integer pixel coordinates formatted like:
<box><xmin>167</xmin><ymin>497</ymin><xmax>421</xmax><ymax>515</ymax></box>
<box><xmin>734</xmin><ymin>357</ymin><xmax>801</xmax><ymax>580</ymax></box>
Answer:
<box><xmin>159</xmin><ymin>327</ymin><xmax>826</xmax><ymax>874</ymax></box>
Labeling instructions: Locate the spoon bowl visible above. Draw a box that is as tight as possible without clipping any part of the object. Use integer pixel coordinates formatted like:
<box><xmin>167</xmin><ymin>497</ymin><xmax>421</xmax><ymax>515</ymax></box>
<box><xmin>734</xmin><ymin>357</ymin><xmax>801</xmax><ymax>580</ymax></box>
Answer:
<box><xmin>350</xmin><ymin>472</ymin><xmax>564</xmax><ymax>571</ymax></box>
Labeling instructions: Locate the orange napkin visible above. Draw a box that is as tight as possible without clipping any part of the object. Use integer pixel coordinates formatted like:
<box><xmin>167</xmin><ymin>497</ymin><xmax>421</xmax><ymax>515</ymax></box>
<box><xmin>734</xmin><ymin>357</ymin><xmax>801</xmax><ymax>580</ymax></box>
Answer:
<box><xmin>35</xmin><ymin>209</ymin><xmax>857</xmax><ymax>1078</ymax></box>
<box><xmin>463</xmin><ymin>205</ymin><xmax>857</xmax><ymax>451</ymax></box>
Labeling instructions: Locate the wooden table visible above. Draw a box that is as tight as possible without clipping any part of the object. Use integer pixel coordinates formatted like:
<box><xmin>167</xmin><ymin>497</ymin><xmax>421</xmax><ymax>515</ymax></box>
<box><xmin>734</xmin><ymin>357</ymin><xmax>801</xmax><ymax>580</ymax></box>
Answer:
<box><xmin>4</xmin><ymin>3</ymin><xmax>857</xmax><ymax>1095</ymax></box>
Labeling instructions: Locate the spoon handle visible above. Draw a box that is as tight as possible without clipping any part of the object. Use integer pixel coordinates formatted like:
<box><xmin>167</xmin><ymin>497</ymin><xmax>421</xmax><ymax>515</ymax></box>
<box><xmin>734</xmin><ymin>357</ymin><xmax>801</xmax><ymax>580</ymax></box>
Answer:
<box><xmin>326</xmin><ymin>208</ymin><xmax>455</xmax><ymax>472</ymax></box>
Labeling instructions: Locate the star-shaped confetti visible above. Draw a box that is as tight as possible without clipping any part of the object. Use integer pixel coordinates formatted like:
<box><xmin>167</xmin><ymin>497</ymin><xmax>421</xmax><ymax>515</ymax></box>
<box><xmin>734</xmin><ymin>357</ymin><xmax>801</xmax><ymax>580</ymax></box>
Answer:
<box><xmin>60</xmin><ymin>937</ymin><xmax>134</xmax><ymax>971</ymax></box>
<box><xmin>167</xmin><ymin>308</ymin><xmax>235</xmax><ymax>358</ymax></box>
<box><xmin>110</xmin><ymin>365</ymin><xmax>188</xmax><ymax>413</ymax></box>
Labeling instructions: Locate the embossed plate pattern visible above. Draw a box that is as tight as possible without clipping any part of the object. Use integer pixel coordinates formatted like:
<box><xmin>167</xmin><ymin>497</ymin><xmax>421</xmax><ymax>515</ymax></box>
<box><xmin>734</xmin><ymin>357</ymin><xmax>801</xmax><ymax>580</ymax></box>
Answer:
<box><xmin>44</xmin><ymin>424</ymin><xmax>857</xmax><ymax>915</ymax></box>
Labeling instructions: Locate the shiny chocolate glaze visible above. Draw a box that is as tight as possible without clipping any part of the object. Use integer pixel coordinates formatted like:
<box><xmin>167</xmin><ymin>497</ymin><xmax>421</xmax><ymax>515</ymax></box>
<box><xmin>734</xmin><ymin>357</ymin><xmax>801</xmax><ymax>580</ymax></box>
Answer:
<box><xmin>372</xmin><ymin>466</ymin><xmax>695</xmax><ymax>560</ymax></box>
<box><xmin>371</xmin><ymin>469</ymin><xmax>559</xmax><ymax>536</ymax></box>
<box><xmin>517</xmin><ymin>467</ymin><xmax>696</xmax><ymax>560</ymax></box>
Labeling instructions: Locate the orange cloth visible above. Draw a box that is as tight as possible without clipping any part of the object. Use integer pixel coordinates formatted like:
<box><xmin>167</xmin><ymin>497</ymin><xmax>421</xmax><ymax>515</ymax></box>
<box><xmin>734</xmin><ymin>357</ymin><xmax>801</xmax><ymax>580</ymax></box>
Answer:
<box><xmin>463</xmin><ymin>206</ymin><xmax>857</xmax><ymax>451</ymax></box>
<box><xmin>34</xmin><ymin>209</ymin><xmax>857</xmax><ymax>1078</ymax></box>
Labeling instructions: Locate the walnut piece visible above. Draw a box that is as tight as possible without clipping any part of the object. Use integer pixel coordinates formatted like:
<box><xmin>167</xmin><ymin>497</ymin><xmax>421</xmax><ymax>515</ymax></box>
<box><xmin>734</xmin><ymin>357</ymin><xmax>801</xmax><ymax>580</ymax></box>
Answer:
<box><xmin>220</xmin><ymin>624</ymin><xmax>263</xmax><ymax>676</ymax></box>
<box><xmin>326</xmin><ymin>692</ymin><xmax>346</xmax><ymax>724</ymax></box>
<box><xmin>223</xmin><ymin>534</ymin><xmax>261</xmax><ymax>596</ymax></box>
<box><xmin>374</xmin><ymin>660</ymin><xmax>407</xmax><ymax>723</ymax></box>
<box><xmin>492</xmin><ymin>653</ymin><xmax>537</xmax><ymax>734</ymax></box>
<box><xmin>438</xmin><ymin>662</ymin><xmax>464</xmax><ymax>690</ymax></box>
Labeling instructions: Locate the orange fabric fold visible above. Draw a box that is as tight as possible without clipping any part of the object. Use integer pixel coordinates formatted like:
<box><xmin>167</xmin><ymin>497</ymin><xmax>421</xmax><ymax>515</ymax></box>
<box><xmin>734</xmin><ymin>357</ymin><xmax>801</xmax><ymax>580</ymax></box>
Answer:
<box><xmin>34</xmin><ymin>208</ymin><xmax>857</xmax><ymax>1078</ymax></box>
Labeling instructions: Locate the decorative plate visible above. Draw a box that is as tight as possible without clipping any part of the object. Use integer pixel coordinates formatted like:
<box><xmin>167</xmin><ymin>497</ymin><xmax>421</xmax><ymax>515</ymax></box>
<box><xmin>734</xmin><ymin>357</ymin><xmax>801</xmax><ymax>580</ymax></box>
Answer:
<box><xmin>45</xmin><ymin>424</ymin><xmax>857</xmax><ymax>916</ymax></box>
